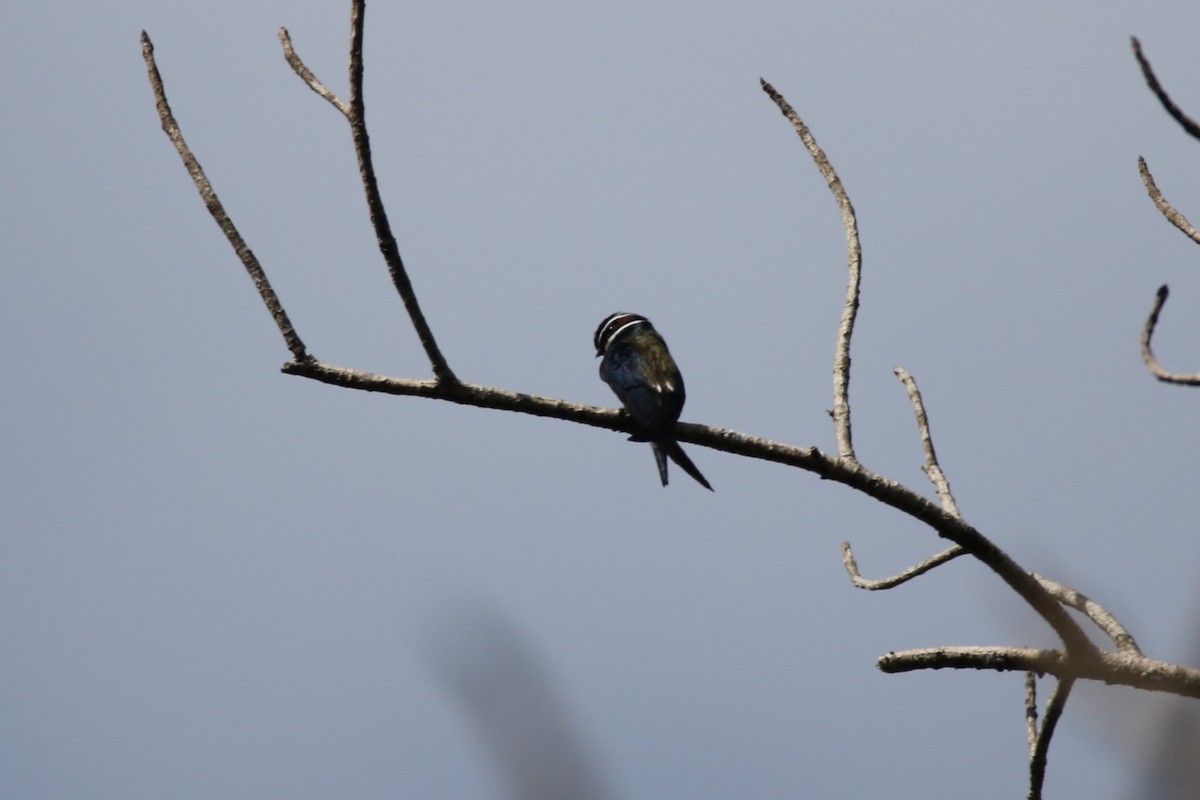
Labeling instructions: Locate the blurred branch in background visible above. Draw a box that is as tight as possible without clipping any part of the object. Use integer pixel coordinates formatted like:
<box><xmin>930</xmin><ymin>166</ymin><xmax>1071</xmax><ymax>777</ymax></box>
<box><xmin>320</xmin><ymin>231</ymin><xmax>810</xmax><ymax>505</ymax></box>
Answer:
<box><xmin>425</xmin><ymin>606</ymin><xmax>608</xmax><ymax>800</ymax></box>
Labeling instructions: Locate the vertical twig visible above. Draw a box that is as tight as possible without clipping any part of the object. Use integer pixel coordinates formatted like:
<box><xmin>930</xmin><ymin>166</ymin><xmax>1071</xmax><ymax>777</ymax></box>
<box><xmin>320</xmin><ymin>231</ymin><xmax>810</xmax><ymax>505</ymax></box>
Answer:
<box><xmin>281</xmin><ymin>0</ymin><xmax>459</xmax><ymax>385</ymax></box>
<box><xmin>1027</xmin><ymin>677</ymin><xmax>1075</xmax><ymax>800</ymax></box>
<box><xmin>760</xmin><ymin>79</ymin><xmax>862</xmax><ymax>464</ymax></box>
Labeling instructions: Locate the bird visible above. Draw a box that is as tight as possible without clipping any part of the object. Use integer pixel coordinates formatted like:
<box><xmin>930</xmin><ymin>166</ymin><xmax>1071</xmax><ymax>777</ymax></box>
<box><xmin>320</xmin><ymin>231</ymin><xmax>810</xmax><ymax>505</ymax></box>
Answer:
<box><xmin>594</xmin><ymin>312</ymin><xmax>713</xmax><ymax>491</ymax></box>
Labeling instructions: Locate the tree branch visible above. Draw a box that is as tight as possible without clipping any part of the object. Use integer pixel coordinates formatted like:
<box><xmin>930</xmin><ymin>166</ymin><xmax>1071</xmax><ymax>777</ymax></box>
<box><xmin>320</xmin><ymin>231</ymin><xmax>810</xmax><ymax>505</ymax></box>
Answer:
<box><xmin>1138</xmin><ymin>156</ymin><xmax>1200</xmax><ymax>245</ymax></box>
<box><xmin>140</xmin><ymin>31</ymin><xmax>309</xmax><ymax>361</ymax></box>
<box><xmin>1033</xmin><ymin>574</ymin><xmax>1140</xmax><ymax>654</ymax></box>
<box><xmin>279</xmin><ymin>28</ymin><xmax>350</xmax><ymax>115</ymax></box>
<box><xmin>879</xmin><ymin>646</ymin><xmax>1200</xmax><ymax>698</ymax></box>
<box><xmin>282</xmin><ymin>0</ymin><xmax>458</xmax><ymax>386</ymax></box>
<box><xmin>894</xmin><ymin>367</ymin><xmax>960</xmax><ymax>516</ymax></box>
<box><xmin>761</xmin><ymin>78</ymin><xmax>862</xmax><ymax>465</ymax></box>
<box><xmin>143</xmin><ymin>19</ymin><xmax>1200</xmax><ymax>796</ymax></box>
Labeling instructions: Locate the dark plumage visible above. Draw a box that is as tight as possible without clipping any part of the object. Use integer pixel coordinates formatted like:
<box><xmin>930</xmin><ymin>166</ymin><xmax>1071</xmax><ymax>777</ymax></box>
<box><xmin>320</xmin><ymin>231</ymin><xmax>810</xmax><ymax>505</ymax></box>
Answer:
<box><xmin>594</xmin><ymin>312</ymin><xmax>713</xmax><ymax>491</ymax></box>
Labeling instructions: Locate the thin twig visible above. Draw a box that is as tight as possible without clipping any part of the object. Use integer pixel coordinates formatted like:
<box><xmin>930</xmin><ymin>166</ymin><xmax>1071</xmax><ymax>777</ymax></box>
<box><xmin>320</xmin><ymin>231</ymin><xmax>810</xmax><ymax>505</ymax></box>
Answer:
<box><xmin>1027</xmin><ymin>677</ymin><xmax>1075</xmax><ymax>800</ymax></box>
<box><xmin>761</xmin><ymin>79</ymin><xmax>862</xmax><ymax>464</ymax></box>
<box><xmin>1131</xmin><ymin>37</ymin><xmax>1200</xmax><ymax>141</ymax></box>
<box><xmin>841</xmin><ymin>542</ymin><xmax>964</xmax><ymax>590</ymax></box>
<box><xmin>282</xmin><ymin>0</ymin><xmax>459</xmax><ymax>386</ymax></box>
<box><xmin>894</xmin><ymin>367</ymin><xmax>960</xmax><ymax>516</ymax></box>
<box><xmin>1141</xmin><ymin>284</ymin><xmax>1200</xmax><ymax>385</ymax></box>
<box><xmin>1138</xmin><ymin>157</ymin><xmax>1200</xmax><ymax>245</ymax></box>
<box><xmin>141</xmin><ymin>32</ymin><xmax>308</xmax><ymax>361</ymax></box>
<box><xmin>279</xmin><ymin>28</ymin><xmax>350</xmax><ymax>115</ymax></box>
<box><xmin>1034</xmin><ymin>574</ymin><xmax>1141</xmax><ymax>654</ymax></box>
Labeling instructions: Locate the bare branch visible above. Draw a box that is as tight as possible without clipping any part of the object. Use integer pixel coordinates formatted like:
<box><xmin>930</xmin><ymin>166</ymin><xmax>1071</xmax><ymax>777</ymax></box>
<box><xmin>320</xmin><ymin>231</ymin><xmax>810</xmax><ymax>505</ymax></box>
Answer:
<box><xmin>279</xmin><ymin>28</ymin><xmax>350</xmax><ymax>115</ymax></box>
<box><xmin>1131</xmin><ymin>37</ymin><xmax>1200</xmax><ymax>141</ymax></box>
<box><xmin>761</xmin><ymin>79</ymin><xmax>862</xmax><ymax>464</ymax></box>
<box><xmin>283</xmin><ymin>1</ymin><xmax>459</xmax><ymax>386</ymax></box>
<box><xmin>894</xmin><ymin>367</ymin><xmax>960</xmax><ymax>516</ymax></box>
<box><xmin>1033</xmin><ymin>574</ymin><xmax>1141</xmax><ymax>654</ymax></box>
<box><xmin>1138</xmin><ymin>156</ymin><xmax>1200</xmax><ymax>245</ymax></box>
<box><xmin>141</xmin><ymin>32</ymin><xmax>309</xmax><ymax>361</ymax></box>
<box><xmin>879</xmin><ymin>647</ymin><xmax>1200</xmax><ymax>698</ymax></box>
<box><xmin>1027</xmin><ymin>677</ymin><xmax>1074</xmax><ymax>800</ymax></box>
<box><xmin>1141</xmin><ymin>284</ymin><xmax>1200</xmax><ymax>385</ymax></box>
<box><xmin>281</xmin><ymin>357</ymin><xmax>835</xmax><ymax>466</ymax></box>
<box><xmin>841</xmin><ymin>541</ymin><xmax>964</xmax><ymax>590</ymax></box>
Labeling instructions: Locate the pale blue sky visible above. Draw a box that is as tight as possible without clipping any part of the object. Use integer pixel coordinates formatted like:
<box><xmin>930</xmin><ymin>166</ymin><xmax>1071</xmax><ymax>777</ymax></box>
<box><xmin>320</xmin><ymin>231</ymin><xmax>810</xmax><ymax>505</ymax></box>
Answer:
<box><xmin>4</xmin><ymin>1</ymin><xmax>1200</xmax><ymax>797</ymax></box>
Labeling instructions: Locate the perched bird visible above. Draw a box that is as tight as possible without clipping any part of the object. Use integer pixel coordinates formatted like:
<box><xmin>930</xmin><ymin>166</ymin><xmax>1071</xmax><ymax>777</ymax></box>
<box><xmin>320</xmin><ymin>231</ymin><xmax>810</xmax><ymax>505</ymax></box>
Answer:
<box><xmin>594</xmin><ymin>312</ymin><xmax>713</xmax><ymax>491</ymax></box>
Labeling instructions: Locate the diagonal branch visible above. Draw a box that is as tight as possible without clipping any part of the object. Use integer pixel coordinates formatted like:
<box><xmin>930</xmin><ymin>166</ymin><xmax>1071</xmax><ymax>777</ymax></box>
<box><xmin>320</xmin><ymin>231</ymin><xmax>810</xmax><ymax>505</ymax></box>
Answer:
<box><xmin>282</xmin><ymin>0</ymin><xmax>458</xmax><ymax>386</ymax></box>
<box><xmin>279</xmin><ymin>28</ymin><xmax>350</xmax><ymax>115</ymax></box>
<box><xmin>1138</xmin><ymin>156</ymin><xmax>1200</xmax><ymax>245</ymax></box>
<box><xmin>1033</xmin><ymin>574</ymin><xmax>1141</xmax><ymax>654</ymax></box>
<box><xmin>141</xmin><ymin>32</ymin><xmax>308</xmax><ymax>361</ymax></box>
<box><xmin>1131</xmin><ymin>37</ymin><xmax>1200</xmax><ymax>142</ymax></box>
<box><xmin>761</xmin><ymin>79</ymin><xmax>862</xmax><ymax>464</ymax></box>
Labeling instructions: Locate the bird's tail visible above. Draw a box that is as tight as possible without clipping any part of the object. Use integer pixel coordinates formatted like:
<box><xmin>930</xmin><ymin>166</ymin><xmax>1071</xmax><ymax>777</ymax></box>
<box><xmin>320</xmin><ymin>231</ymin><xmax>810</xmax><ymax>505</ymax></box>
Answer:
<box><xmin>652</xmin><ymin>440</ymin><xmax>714</xmax><ymax>491</ymax></box>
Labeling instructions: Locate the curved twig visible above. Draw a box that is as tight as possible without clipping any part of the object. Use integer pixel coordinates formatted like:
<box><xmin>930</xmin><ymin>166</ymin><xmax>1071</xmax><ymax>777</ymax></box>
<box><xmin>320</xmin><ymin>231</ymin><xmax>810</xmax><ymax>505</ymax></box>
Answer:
<box><xmin>140</xmin><ymin>32</ymin><xmax>309</xmax><ymax>362</ymax></box>
<box><xmin>761</xmin><ymin>79</ymin><xmax>862</xmax><ymax>464</ymax></box>
<box><xmin>1131</xmin><ymin>37</ymin><xmax>1200</xmax><ymax>141</ymax></box>
<box><xmin>841</xmin><ymin>542</ymin><xmax>964</xmax><ymax>590</ymax></box>
<box><xmin>1027</xmin><ymin>677</ymin><xmax>1074</xmax><ymax>800</ymax></box>
<box><xmin>1141</xmin><ymin>284</ymin><xmax>1200</xmax><ymax>385</ymax></box>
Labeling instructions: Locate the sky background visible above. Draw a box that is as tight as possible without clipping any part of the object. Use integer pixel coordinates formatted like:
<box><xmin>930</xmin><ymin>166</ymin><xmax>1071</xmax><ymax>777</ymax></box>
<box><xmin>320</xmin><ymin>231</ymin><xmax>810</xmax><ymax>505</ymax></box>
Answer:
<box><xmin>4</xmin><ymin>1</ymin><xmax>1200</xmax><ymax>798</ymax></box>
